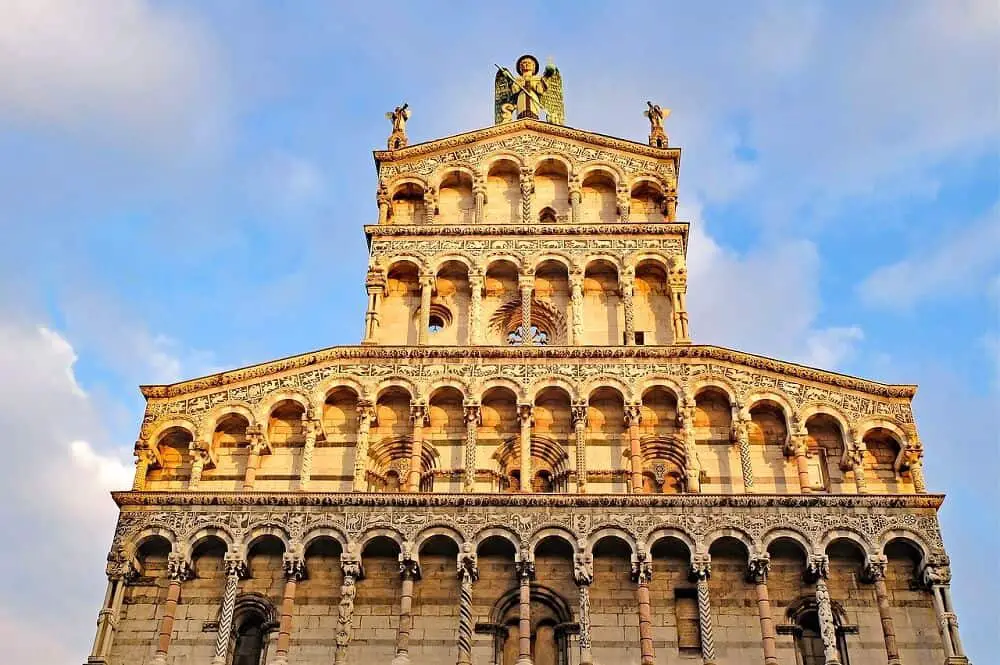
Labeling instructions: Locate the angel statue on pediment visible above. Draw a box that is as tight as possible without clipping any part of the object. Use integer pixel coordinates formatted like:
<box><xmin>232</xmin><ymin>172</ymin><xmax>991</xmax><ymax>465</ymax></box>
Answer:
<box><xmin>495</xmin><ymin>54</ymin><xmax>564</xmax><ymax>125</ymax></box>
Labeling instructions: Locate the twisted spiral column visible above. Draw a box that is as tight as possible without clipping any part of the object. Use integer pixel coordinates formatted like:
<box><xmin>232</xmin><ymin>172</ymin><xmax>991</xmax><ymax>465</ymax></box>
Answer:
<box><xmin>211</xmin><ymin>555</ymin><xmax>246</xmax><ymax>665</ymax></box>
<box><xmin>456</xmin><ymin>548</ymin><xmax>478</xmax><ymax>665</ymax></box>
<box><xmin>808</xmin><ymin>555</ymin><xmax>841</xmax><ymax>665</ymax></box>
<box><xmin>692</xmin><ymin>554</ymin><xmax>716</xmax><ymax>664</ymax></box>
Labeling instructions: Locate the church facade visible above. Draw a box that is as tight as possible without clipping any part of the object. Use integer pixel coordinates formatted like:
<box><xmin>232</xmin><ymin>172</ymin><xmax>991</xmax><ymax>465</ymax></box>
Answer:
<box><xmin>86</xmin><ymin>56</ymin><xmax>970</xmax><ymax>665</ymax></box>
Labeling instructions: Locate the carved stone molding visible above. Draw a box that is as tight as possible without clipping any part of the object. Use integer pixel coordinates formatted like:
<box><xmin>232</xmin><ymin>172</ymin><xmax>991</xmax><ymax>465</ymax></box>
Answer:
<box><xmin>365</xmin><ymin>223</ymin><xmax>690</xmax><ymax>237</ymax></box>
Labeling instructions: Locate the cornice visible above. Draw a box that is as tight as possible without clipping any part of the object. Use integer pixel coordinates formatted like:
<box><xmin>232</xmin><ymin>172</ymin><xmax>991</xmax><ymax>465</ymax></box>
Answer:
<box><xmin>113</xmin><ymin>490</ymin><xmax>944</xmax><ymax>511</ymax></box>
<box><xmin>365</xmin><ymin>223</ymin><xmax>689</xmax><ymax>238</ymax></box>
<box><xmin>373</xmin><ymin>119</ymin><xmax>681</xmax><ymax>167</ymax></box>
<box><xmin>139</xmin><ymin>344</ymin><xmax>918</xmax><ymax>401</ymax></box>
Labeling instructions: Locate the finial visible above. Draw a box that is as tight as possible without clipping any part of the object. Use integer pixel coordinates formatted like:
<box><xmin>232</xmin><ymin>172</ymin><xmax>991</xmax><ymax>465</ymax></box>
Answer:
<box><xmin>386</xmin><ymin>102</ymin><xmax>410</xmax><ymax>150</ymax></box>
<box><xmin>644</xmin><ymin>100</ymin><xmax>670</xmax><ymax>148</ymax></box>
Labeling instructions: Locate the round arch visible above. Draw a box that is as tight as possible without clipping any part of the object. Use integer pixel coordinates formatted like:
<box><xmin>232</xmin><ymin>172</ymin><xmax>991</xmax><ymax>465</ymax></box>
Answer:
<box><xmin>474</xmin><ymin>526</ymin><xmax>522</xmax><ymax>555</ymax></box>
<box><xmin>587</xmin><ymin>527</ymin><xmax>637</xmax><ymax>558</ymax></box>
<box><xmin>202</xmin><ymin>404</ymin><xmax>256</xmax><ymax>436</ymax></box>
<box><xmin>255</xmin><ymin>388</ymin><xmax>312</xmax><ymax>424</ymax></box>
<box><xmin>762</xmin><ymin>527</ymin><xmax>813</xmax><ymax>557</ymax></box>
<box><xmin>301</xmin><ymin>525</ymin><xmax>349</xmax><ymax>552</ymax></box>
<box><xmin>147</xmin><ymin>417</ymin><xmax>199</xmax><ymax>447</ymax></box>
<box><xmin>387</xmin><ymin>175</ymin><xmax>430</xmax><ymax>198</ymax></box>
<box><xmin>414</xmin><ymin>524</ymin><xmax>465</xmax><ymax>553</ymax></box>
<box><xmin>704</xmin><ymin>526</ymin><xmax>758</xmax><ymax>558</ymax></box>
<box><xmin>645</xmin><ymin>526</ymin><xmax>697</xmax><ymax>557</ymax></box>
<box><xmin>529</xmin><ymin>526</ymin><xmax>580</xmax><ymax>555</ymax></box>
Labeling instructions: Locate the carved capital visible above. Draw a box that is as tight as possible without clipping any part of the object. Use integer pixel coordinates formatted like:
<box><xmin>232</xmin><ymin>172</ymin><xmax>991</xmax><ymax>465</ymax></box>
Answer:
<box><xmin>574</xmin><ymin>541</ymin><xmax>594</xmax><ymax>585</ymax></box>
<box><xmin>458</xmin><ymin>544</ymin><xmax>479</xmax><ymax>582</ymax></box>
<box><xmin>166</xmin><ymin>552</ymin><xmax>192</xmax><ymax>582</ymax></box>
<box><xmin>690</xmin><ymin>553</ymin><xmax>711</xmax><ymax>580</ymax></box>
<box><xmin>571</xmin><ymin>402</ymin><xmax>588</xmax><ymax>427</ymax></box>
<box><xmin>516</xmin><ymin>554</ymin><xmax>534</xmax><ymax>580</ymax></box>
<box><xmin>747</xmin><ymin>554</ymin><xmax>771</xmax><ymax>584</ymax></box>
<box><xmin>223</xmin><ymin>554</ymin><xmax>248</xmax><ymax>579</ymax></box>
<box><xmin>282</xmin><ymin>553</ymin><xmax>306</xmax><ymax>581</ymax></box>
<box><xmin>806</xmin><ymin>554</ymin><xmax>829</xmax><ymax>582</ymax></box>
<box><xmin>341</xmin><ymin>548</ymin><xmax>363</xmax><ymax>580</ymax></box>
<box><xmin>517</xmin><ymin>403</ymin><xmax>533</xmax><ymax>426</ymax></box>
<box><xmin>463</xmin><ymin>403</ymin><xmax>482</xmax><ymax>426</ymax></box>
<box><xmin>922</xmin><ymin>558</ymin><xmax>952</xmax><ymax>587</ymax></box>
<box><xmin>862</xmin><ymin>555</ymin><xmax>888</xmax><ymax>583</ymax></box>
<box><xmin>624</xmin><ymin>403</ymin><xmax>642</xmax><ymax>428</ymax></box>
<box><xmin>409</xmin><ymin>402</ymin><xmax>429</xmax><ymax>426</ymax></box>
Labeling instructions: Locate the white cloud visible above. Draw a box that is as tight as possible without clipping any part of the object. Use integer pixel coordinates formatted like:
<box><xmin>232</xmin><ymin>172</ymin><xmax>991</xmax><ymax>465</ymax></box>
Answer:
<box><xmin>0</xmin><ymin>319</ymin><xmax>132</xmax><ymax>664</ymax></box>
<box><xmin>0</xmin><ymin>0</ymin><xmax>223</xmax><ymax>148</ymax></box>
<box><xmin>859</xmin><ymin>205</ymin><xmax>1000</xmax><ymax>309</ymax></box>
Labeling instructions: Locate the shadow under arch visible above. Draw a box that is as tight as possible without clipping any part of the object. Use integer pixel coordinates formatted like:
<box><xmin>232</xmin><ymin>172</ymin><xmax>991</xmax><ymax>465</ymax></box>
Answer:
<box><xmin>485</xmin><ymin>582</ymin><xmax>577</xmax><ymax>665</ymax></box>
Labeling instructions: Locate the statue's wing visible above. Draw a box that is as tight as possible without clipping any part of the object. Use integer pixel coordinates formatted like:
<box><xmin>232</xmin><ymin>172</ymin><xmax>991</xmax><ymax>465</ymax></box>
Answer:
<box><xmin>541</xmin><ymin>65</ymin><xmax>564</xmax><ymax>125</ymax></box>
<box><xmin>494</xmin><ymin>69</ymin><xmax>513</xmax><ymax>124</ymax></box>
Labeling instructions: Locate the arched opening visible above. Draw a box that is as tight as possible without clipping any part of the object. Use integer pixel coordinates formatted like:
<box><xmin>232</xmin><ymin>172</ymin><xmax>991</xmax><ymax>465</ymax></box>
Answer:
<box><xmin>639</xmin><ymin>384</ymin><xmax>685</xmax><ymax>491</ymax></box>
<box><xmin>481</xmin><ymin>386</ymin><xmax>520</xmax><ymax>492</ymax></box>
<box><xmin>356</xmin><ymin>535</ymin><xmax>402</xmax><ymax>655</ymax></box>
<box><xmin>390</xmin><ymin>183</ymin><xmax>426</xmax><ymax>225</ymax></box>
<box><xmin>534</xmin><ymin>259</ymin><xmax>570</xmax><ymax>342</ymax></box>
<box><xmin>582</xmin><ymin>260</ymin><xmax>621</xmax><ymax>345</ymax></box>
<box><xmin>210</xmin><ymin>414</ymin><xmax>250</xmax><ymax>488</ymax></box>
<box><xmin>383</xmin><ymin>261</ymin><xmax>421</xmax><ymax>344</ymax></box>
<box><xmin>484</xmin><ymin>260</ymin><xmax>520</xmax><ymax>345</ymax></box>
<box><xmin>650</xmin><ymin>535</ymin><xmax>699</xmax><ymax>654</ymax></box>
<box><xmin>694</xmin><ymin>388</ymin><xmax>735</xmax><ymax>493</ymax></box>
<box><xmin>301</xmin><ymin>536</ymin><xmax>344</xmax><ymax>613</ymax></box>
<box><xmin>438</xmin><ymin>171</ymin><xmax>474</xmax><ymax>224</ymax></box>
<box><xmin>533</xmin><ymin>159</ymin><xmax>569</xmax><ymax>223</ymax></box>
<box><xmin>429</xmin><ymin>387</ymin><xmax>465</xmax><ymax>491</ymax></box>
<box><xmin>630</xmin><ymin>181</ymin><xmax>666</xmax><ymax>222</ymax></box>
<box><xmin>147</xmin><ymin>427</ymin><xmax>193</xmax><ymax>485</ymax></box>
<box><xmin>239</xmin><ymin>533</ymin><xmax>286</xmax><ymax>662</ymax></box>
<box><xmin>486</xmin><ymin>159</ymin><xmax>520</xmax><ymax>223</ymax></box>
<box><xmin>264</xmin><ymin>400</ymin><xmax>305</xmax><ymax>490</ymax></box>
<box><xmin>580</xmin><ymin>170</ymin><xmax>616</xmax><ymax>223</ymax></box>
<box><xmin>369</xmin><ymin>387</ymin><xmax>416</xmax><ymax>490</ymax></box>
<box><xmin>863</xmin><ymin>428</ymin><xmax>909</xmax><ymax>493</ymax></box>
<box><xmin>229</xmin><ymin>593</ymin><xmax>277</xmax><ymax>665</ymax></box>
<box><xmin>634</xmin><ymin>259</ymin><xmax>673</xmax><ymax>344</ymax></box>
<box><xmin>749</xmin><ymin>401</ymin><xmax>793</xmax><ymax>493</ymax></box>
<box><xmin>587</xmin><ymin>387</ymin><xmax>627</xmax><ymax>492</ymax></box>
<box><xmin>592</xmin><ymin>536</ymin><xmax>638</xmax><ymax>662</ymax></box>
<box><xmin>322</xmin><ymin>387</ymin><xmax>359</xmax><ymax>491</ymax></box>
<box><xmin>413</xmin><ymin>535</ymin><xmax>461</xmax><ymax>654</ymax></box>
<box><xmin>805</xmin><ymin>414</ymin><xmax>848</xmax><ymax>493</ymax></box>
<box><xmin>434</xmin><ymin>260</ymin><xmax>470</xmax><ymax>345</ymax></box>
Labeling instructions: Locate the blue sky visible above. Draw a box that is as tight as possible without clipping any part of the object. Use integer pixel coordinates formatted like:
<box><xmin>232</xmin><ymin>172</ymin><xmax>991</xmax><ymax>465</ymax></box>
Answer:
<box><xmin>0</xmin><ymin>1</ymin><xmax>996</xmax><ymax>661</ymax></box>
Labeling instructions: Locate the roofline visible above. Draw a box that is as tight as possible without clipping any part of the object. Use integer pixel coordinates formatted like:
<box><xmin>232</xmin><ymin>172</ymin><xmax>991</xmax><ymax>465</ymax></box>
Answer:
<box><xmin>139</xmin><ymin>344</ymin><xmax>918</xmax><ymax>401</ymax></box>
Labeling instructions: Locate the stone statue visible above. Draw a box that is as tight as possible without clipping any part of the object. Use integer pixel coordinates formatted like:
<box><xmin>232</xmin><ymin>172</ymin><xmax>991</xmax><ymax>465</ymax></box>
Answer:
<box><xmin>386</xmin><ymin>103</ymin><xmax>410</xmax><ymax>150</ymax></box>
<box><xmin>495</xmin><ymin>55</ymin><xmax>564</xmax><ymax>125</ymax></box>
<box><xmin>644</xmin><ymin>101</ymin><xmax>670</xmax><ymax>148</ymax></box>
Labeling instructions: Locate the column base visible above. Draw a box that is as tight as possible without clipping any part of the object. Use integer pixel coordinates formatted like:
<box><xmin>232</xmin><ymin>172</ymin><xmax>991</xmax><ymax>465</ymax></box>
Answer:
<box><xmin>515</xmin><ymin>657</ymin><xmax>533</xmax><ymax>665</ymax></box>
<box><xmin>945</xmin><ymin>658</ymin><xmax>970</xmax><ymax>665</ymax></box>
<box><xmin>391</xmin><ymin>653</ymin><xmax>412</xmax><ymax>665</ymax></box>
<box><xmin>150</xmin><ymin>656</ymin><xmax>167</xmax><ymax>665</ymax></box>
<box><xmin>85</xmin><ymin>659</ymin><xmax>109</xmax><ymax>665</ymax></box>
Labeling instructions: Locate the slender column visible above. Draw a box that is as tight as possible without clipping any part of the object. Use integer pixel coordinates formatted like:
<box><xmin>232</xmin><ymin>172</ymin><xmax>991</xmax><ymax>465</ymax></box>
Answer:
<box><xmin>733</xmin><ymin>409</ymin><xmax>754</xmax><ymax>492</ymax></box>
<box><xmin>847</xmin><ymin>430</ymin><xmax>868</xmax><ymax>493</ymax></box>
<box><xmin>668</xmin><ymin>256</ymin><xmax>690</xmax><ymax>342</ymax></box>
<box><xmin>393</xmin><ymin>549</ymin><xmax>420</xmax><ymax>665</ymax></box>
<box><xmin>418</xmin><ymin>272</ymin><xmax>434</xmax><ymax>345</ymax></box>
<box><xmin>622</xmin><ymin>270</ymin><xmax>635</xmax><ymax>346</ymax></box>
<box><xmin>863</xmin><ymin>556</ymin><xmax>901</xmax><ymax>665</ymax></box>
<box><xmin>272</xmin><ymin>552</ymin><xmax>305</xmax><ymax>665</ymax></box>
<box><xmin>787</xmin><ymin>425</ymin><xmax>812</xmax><ymax>494</ymax></box>
<box><xmin>569</xmin><ymin>174</ymin><xmax>582</xmax><ymax>225</ymax></box>
<box><xmin>923</xmin><ymin>559</ymin><xmax>967</xmax><ymax>662</ymax></box>
<box><xmin>691</xmin><ymin>554</ymin><xmax>717</xmax><ymax>664</ymax></box>
<box><xmin>617</xmin><ymin>184</ymin><xmax>631</xmax><ymax>223</ymax></box>
<box><xmin>748</xmin><ymin>554</ymin><xmax>778</xmax><ymax>665</ymax></box>
<box><xmin>211</xmin><ymin>555</ymin><xmax>247</xmax><ymax>665</ymax></box>
<box><xmin>463</xmin><ymin>402</ymin><xmax>481</xmax><ymax>492</ymax></box>
<box><xmin>457</xmin><ymin>545</ymin><xmax>478</xmax><ymax>665</ymax></box>
<box><xmin>625</xmin><ymin>403</ymin><xmax>644</xmax><ymax>492</ymax></box>
<box><xmin>516</xmin><ymin>555</ymin><xmax>535</xmax><ymax>665</ymax></box>
<box><xmin>377</xmin><ymin>181</ymin><xmax>391</xmax><ymax>224</ymax></box>
<box><xmin>407</xmin><ymin>403</ymin><xmax>428</xmax><ymax>492</ymax></box>
<box><xmin>518</xmin><ymin>403</ymin><xmax>533</xmax><ymax>492</ymax></box>
<box><xmin>298</xmin><ymin>407</ymin><xmax>319</xmax><ymax>491</ymax></box>
<box><xmin>632</xmin><ymin>550</ymin><xmax>655</xmax><ymax>665</ymax></box>
<box><xmin>363</xmin><ymin>268</ymin><xmax>386</xmax><ymax>344</ymax></box>
<box><xmin>519</xmin><ymin>274</ymin><xmax>534</xmax><ymax>346</ymax></box>
<box><xmin>88</xmin><ymin>556</ymin><xmax>133</xmax><ymax>664</ymax></box>
<box><xmin>572</xmin><ymin>402</ymin><xmax>588</xmax><ymax>493</ymax></box>
<box><xmin>335</xmin><ymin>547</ymin><xmax>363</xmax><ymax>664</ymax></box>
<box><xmin>570</xmin><ymin>270</ymin><xmax>584</xmax><ymax>345</ymax></box>
<box><xmin>807</xmin><ymin>555</ymin><xmax>841</xmax><ymax>665</ymax></box>
<box><xmin>679</xmin><ymin>400</ymin><xmax>702</xmax><ymax>492</ymax></box>
<box><xmin>353</xmin><ymin>401</ymin><xmax>375</xmax><ymax>491</ymax></box>
<box><xmin>665</xmin><ymin>191</ymin><xmax>677</xmax><ymax>221</ymax></box>
<box><xmin>574</xmin><ymin>543</ymin><xmax>595</xmax><ymax>665</ymax></box>
<box><xmin>150</xmin><ymin>553</ymin><xmax>190</xmax><ymax>665</ymax></box>
<box><xmin>473</xmin><ymin>178</ymin><xmax>487</xmax><ymax>224</ymax></box>
<box><xmin>188</xmin><ymin>441</ymin><xmax>211</xmax><ymax>489</ymax></box>
<box><xmin>424</xmin><ymin>188</ymin><xmax>437</xmax><ymax>225</ymax></box>
<box><xmin>132</xmin><ymin>444</ymin><xmax>155</xmax><ymax>490</ymax></box>
<box><xmin>904</xmin><ymin>446</ymin><xmax>928</xmax><ymax>493</ymax></box>
<box><xmin>243</xmin><ymin>424</ymin><xmax>268</xmax><ymax>490</ymax></box>
<box><xmin>469</xmin><ymin>271</ymin><xmax>484</xmax><ymax>345</ymax></box>
<box><xmin>519</xmin><ymin>166</ymin><xmax>534</xmax><ymax>223</ymax></box>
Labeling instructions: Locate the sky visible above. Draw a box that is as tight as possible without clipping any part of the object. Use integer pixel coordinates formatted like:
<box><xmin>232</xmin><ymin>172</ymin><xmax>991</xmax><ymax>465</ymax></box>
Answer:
<box><xmin>0</xmin><ymin>0</ymin><xmax>996</xmax><ymax>661</ymax></box>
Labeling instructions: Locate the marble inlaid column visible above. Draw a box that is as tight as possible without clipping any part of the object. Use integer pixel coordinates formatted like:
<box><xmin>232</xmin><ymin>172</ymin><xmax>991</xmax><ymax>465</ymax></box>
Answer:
<box><xmin>469</xmin><ymin>271</ymin><xmax>484</xmax><ymax>345</ymax></box>
<box><xmin>363</xmin><ymin>268</ymin><xmax>386</xmax><ymax>344</ymax></box>
<box><xmin>748</xmin><ymin>554</ymin><xmax>778</xmax><ymax>665</ymax></box>
<box><xmin>733</xmin><ymin>409</ymin><xmax>754</xmax><ymax>492</ymax></box>
<box><xmin>335</xmin><ymin>547</ymin><xmax>363</xmax><ymax>664</ymax></box>
<box><xmin>298</xmin><ymin>408</ymin><xmax>320</xmax><ymax>491</ymax></box>
<box><xmin>407</xmin><ymin>403</ymin><xmax>428</xmax><ymax>492</ymax></box>
<box><xmin>625</xmin><ymin>403</ymin><xmax>644</xmax><ymax>492</ymax></box>
<box><xmin>574</xmin><ymin>543</ymin><xmax>595</xmax><ymax>665</ymax></box>
<box><xmin>923</xmin><ymin>559</ymin><xmax>967</xmax><ymax>662</ymax></box>
<box><xmin>243</xmin><ymin>424</ymin><xmax>268</xmax><ymax>490</ymax></box>
<box><xmin>569</xmin><ymin>174</ymin><xmax>582</xmax><ymax>225</ymax></box>
<box><xmin>132</xmin><ymin>444</ymin><xmax>155</xmax><ymax>491</ymax></box>
<box><xmin>667</xmin><ymin>256</ymin><xmax>690</xmax><ymax>342</ymax></box>
<box><xmin>807</xmin><ymin>554</ymin><xmax>841</xmax><ymax>665</ymax></box>
<box><xmin>87</xmin><ymin>556</ymin><xmax>133</xmax><ymax>664</ymax></box>
<box><xmin>691</xmin><ymin>553</ymin><xmax>717</xmax><ymax>664</ymax></box>
<box><xmin>787</xmin><ymin>426</ymin><xmax>812</xmax><ymax>494</ymax></box>
<box><xmin>353</xmin><ymin>401</ymin><xmax>375</xmax><ymax>491</ymax></box>
<box><xmin>463</xmin><ymin>402</ymin><xmax>481</xmax><ymax>492</ymax></box>
<box><xmin>622</xmin><ymin>269</ymin><xmax>636</xmax><ymax>346</ymax></box>
<box><xmin>150</xmin><ymin>553</ymin><xmax>191</xmax><ymax>665</ymax></box>
<box><xmin>272</xmin><ymin>552</ymin><xmax>306</xmax><ymax>665</ymax></box>
<box><xmin>473</xmin><ymin>177</ymin><xmax>486</xmax><ymax>224</ymax></box>
<box><xmin>632</xmin><ymin>549</ymin><xmax>656</xmax><ymax>665</ymax></box>
<box><xmin>571</xmin><ymin>402</ymin><xmax>588</xmax><ymax>493</ymax></box>
<box><xmin>210</xmin><ymin>554</ymin><xmax>247</xmax><ymax>665</ymax></box>
<box><xmin>518</xmin><ymin>403</ymin><xmax>533</xmax><ymax>492</ymax></box>
<box><xmin>519</xmin><ymin>273</ymin><xmax>534</xmax><ymax>346</ymax></box>
<box><xmin>418</xmin><ymin>272</ymin><xmax>434</xmax><ymax>345</ymax></box>
<box><xmin>863</xmin><ymin>555</ymin><xmax>901</xmax><ymax>665</ymax></box>
<box><xmin>456</xmin><ymin>545</ymin><xmax>478</xmax><ymax>665</ymax></box>
<box><xmin>569</xmin><ymin>269</ymin><xmax>584</xmax><ymax>345</ymax></box>
<box><xmin>516</xmin><ymin>554</ymin><xmax>535</xmax><ymax>665</ymax></box>
<box><xmin>392</xmin><ymin>549</ymin><xmax>421</xmax><ymax>665</ymax></box>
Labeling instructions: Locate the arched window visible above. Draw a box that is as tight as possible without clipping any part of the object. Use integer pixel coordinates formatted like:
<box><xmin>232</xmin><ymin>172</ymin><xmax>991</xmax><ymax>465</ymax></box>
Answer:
<box><xmin>785</xmin><ymin>598</ymin><xmax>850</xmax><ymax>665</ymax></box>
<box><xmin>229</xmin><ymin>594</ymin><xmax>276</xmax><ymax>665</ymax></box>
<box><xmin>233</xmin><ymin>618</ymin><xmax>266</xmax><ymax>665</ymax></box>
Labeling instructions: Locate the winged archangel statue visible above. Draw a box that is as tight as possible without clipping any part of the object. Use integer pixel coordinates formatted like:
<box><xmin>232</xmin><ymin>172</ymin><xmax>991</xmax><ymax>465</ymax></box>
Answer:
<box><xmin>494</xmin><ymin>54</ymin><xmax>564</xmax><ymax>125</ymax></box>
